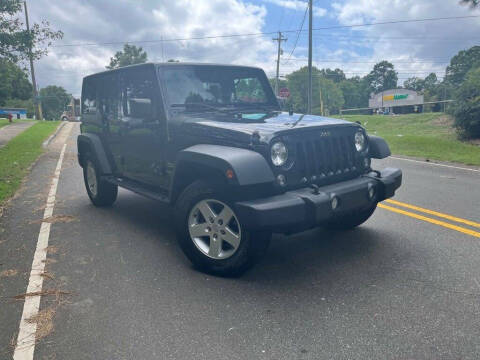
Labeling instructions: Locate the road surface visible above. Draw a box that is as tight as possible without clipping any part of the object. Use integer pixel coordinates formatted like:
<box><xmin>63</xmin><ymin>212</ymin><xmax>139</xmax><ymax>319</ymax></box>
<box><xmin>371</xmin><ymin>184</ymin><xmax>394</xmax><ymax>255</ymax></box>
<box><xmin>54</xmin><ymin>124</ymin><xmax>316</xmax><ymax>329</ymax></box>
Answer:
<box><xmin>1</xmin><ymin>123</ymin><xmax>479</xmax><ymax>359</ymax></box>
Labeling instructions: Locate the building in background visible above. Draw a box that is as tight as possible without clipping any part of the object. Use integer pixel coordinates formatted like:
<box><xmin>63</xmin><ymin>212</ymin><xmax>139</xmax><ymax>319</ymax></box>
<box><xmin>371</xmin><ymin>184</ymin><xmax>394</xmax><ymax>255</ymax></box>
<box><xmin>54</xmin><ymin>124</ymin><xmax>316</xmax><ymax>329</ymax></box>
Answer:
<box><xmin>0</xmin><ymin>107</ymin><xmax>28</xmax><ymax>119</ymax></box>
<box><xmin>369</xmin><ymin>89</ymin><xmax>424</xmax><ymax>114</ymax></box>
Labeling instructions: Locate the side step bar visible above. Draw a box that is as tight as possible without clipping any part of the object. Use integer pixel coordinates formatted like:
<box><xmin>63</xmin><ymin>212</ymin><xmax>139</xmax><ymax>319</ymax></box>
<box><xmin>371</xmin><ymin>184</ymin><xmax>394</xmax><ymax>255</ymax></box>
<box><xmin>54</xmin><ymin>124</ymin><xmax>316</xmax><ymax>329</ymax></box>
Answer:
<box><xmin>103</xmin><ymin>176</ymin><xmax>169</xmax><ymax>203</ymax></box>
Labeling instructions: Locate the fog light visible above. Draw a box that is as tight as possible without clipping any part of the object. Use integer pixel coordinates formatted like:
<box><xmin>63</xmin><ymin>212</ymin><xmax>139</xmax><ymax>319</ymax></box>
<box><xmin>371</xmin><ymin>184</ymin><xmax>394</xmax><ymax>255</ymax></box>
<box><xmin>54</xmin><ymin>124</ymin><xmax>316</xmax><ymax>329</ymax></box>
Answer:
<box><xmin>276</xmin><ymin>174</ymin><xmax>286</xmax><ymax>187</ymax></box>
<box><xmin>331</xmin><ymin>196</ymin><xmax>339</xmax><ymax>210</ymax></box>
<box><xmin>368</xmin><ymin>186</ymin><xmax>375</xmax><ymax>199</ymax></box>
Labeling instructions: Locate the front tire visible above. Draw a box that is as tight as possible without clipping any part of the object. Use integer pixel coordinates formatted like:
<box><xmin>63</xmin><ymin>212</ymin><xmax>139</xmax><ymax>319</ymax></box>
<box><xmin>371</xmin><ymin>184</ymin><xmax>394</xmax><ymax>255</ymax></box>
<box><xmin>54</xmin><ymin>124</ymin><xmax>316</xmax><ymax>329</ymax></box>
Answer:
<box><xmin>83</xmin><ymin>153</ymin><xmax>118</xmax><ymax>207</ymax></box>
<box><xmin>174</xmin><ymin>181</ymin><xmax>270</xmax><ymax>276</ymax></box>
<box><xmin>324</xmin><ymin>203</ymin><xmax>377</xmax><ymax>230</ymax></box>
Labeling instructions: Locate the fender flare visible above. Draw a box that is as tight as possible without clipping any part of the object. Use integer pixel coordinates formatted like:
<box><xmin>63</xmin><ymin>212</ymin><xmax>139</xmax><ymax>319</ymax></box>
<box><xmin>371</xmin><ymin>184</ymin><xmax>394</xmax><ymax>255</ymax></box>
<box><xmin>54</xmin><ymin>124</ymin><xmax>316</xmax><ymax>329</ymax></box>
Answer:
<box><xmin>368</xmin><ymin>135</ymin><xmax>391</xmax><ymax>159</ymax></box>
<box><xmin>174</xmin><ymin>144</ymin><xmax>275</xmax><ymax>187</ymax></box>
<box><xmin>77</xmin><ymin>133</ymin><xmax>112</xmax><ymax>174</ymax></box>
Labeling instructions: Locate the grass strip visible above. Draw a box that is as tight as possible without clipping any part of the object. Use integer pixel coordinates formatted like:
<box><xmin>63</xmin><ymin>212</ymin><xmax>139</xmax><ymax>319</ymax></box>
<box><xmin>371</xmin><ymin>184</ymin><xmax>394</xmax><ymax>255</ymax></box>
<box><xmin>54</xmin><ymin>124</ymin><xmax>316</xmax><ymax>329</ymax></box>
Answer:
<box><xmin>0</xmin><ymin>121</ymin><xmax>60</xmax><ymax>205</ymax></box>
<box><xmin>339</xmin><ymin>113</ymin><xmax>480</xmax><ymax>166</ymax></box>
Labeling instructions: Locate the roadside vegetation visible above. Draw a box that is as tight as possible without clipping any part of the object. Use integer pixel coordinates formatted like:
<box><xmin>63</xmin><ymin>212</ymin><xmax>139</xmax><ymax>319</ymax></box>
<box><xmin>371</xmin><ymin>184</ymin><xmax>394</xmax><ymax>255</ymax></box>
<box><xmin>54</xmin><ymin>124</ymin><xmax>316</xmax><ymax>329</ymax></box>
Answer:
<box><xmin>340</xmin><ymin>113</ymin><xmax>480</xmax><ymax>166</ymax></box>
<box><xmin>0</xmin><ymin>121</ymin><xmax>59</xmax><ymax>205</ymax></box>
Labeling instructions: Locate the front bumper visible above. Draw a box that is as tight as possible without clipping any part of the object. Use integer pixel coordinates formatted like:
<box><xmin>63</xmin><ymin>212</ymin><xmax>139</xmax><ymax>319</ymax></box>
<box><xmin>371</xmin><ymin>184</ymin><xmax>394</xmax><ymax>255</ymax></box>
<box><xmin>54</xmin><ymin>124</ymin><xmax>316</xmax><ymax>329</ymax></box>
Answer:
<box><xmin>235</xmin><ymin>167</ymin><xmax>402</xmax><ymax>233</ymax></box>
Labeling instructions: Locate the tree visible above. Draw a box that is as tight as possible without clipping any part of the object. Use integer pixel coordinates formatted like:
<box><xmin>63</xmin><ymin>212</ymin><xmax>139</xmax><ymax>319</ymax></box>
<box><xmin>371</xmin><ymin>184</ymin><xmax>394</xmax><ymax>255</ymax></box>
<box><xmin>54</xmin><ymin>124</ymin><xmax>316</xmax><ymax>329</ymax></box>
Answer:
<box><xmin>39</xmin><ymin>85</ymin><xmax>71</xmax><ymax>120</ymax></box>
<box><xmin>339</xmin><ymin>76</ymin><xmax>369</xmax><ymax>109</ymax></box>
<box><xmin>460</xmin><ymin>0</ymin><xmax>479</xmax><ymax>8</ymax></box>
<box><xmin>0</xmin><ymin>0</ymin><xmax>63</xmax><ymax>64</ymax></box>
<box><xmin>0</xmin><ymin>58</ymin><xmax>32</xmax><ymax>105</ymax></box>
<box><xmin>451</xmin><ymin>67</ymin><xmax>480</xmax><ymax>139</ymax></box>
<box><xmin>313</xmin><ymin>77</ymin><xmax>344</xmax><ymax>115</ymax></box>
<box><xmin>403</xmin><ymin>77</ymin><xmax>425</xmax><ymax>92</ymax></box>
<box><xmin>423</xmin><ymin>73</ymin><xmax>439</xmax><ymax>91</ymax></box>
<box><xmin>445</xmin><ymin>46</ymin><xmax>480</xmax><ymax>86</ymax></box>
<box><xmin>365</xmin><ymin>61</ymin><xmax>398</xmax><ymax>94</ymax></box>
<box><xmin>106</xmin><ymin>44</ymin><xmax>148</xmax><ymax>69</ymax></box>
<box><xmin>319</xmin><ymin>68</ymin><xmax>346</xmax><ymax>83</ymax></box>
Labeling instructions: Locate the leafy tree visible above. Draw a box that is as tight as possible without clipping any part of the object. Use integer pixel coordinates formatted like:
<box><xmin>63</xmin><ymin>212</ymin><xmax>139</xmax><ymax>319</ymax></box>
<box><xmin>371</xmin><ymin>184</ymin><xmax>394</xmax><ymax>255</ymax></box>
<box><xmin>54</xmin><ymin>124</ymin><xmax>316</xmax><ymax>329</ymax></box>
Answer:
<box><xmin>4</xmin><ymin>97</ymin><xmax>34</xmax><ymax>117</ymax></box>
<box><xmin>460</xmin><ymin>0</ymin><xmax>479</xmax><ymax>8</ymax></box>
<box><xmin>365</xmin><ymin>61</ymin><xmax>398</xmax><ymax>94</ymax></box>
<box><xmin>106</xmin><ymin>44</ymin><xmax>148</xmax><ymax>69</ymax></box>
<box><xmin>0</xmin><ymin>58</ymin><xmax>32</xmax><ymax>105</ymax></box>
<box><xmin>403</xmin><ymin>77</ymin><xmax>425</xmax><ymax>92</ymax></box>
<box><xmin>0</xmin><ymin>0</ymin><xmax>63</xmax><ymax>64</ymax></box>
<box><xmin>451</xmin><ymin>67</ymin><xmax>480</xmax><ymax>139</ymax></box>
<box><xmin>39</xmin><ymin>85</ymin><xmax>71</xmax><ymax>120</ymax></box>
<box><xmin>445</xmin><ymin>46</ymin><xmax>480</xmax><ymax>86</ymax></box>
<box><xmin>313</xmin><ymin>77</ymin><xmax>344</xmax><ymax>115</ymax></box>
<box><xmin>319</xmin><ymin>68</ymin><xmax>346</xmax><ymax>83</ymax></box>
<box><xmin>339</xmin><ymin>77</ymin><xmax>367</xmax><ymax>109</ymax></box>
<box><xmin>423</xmin><ymin>73</ymin><xmax>438</xmax><ymax>91</ymax></box>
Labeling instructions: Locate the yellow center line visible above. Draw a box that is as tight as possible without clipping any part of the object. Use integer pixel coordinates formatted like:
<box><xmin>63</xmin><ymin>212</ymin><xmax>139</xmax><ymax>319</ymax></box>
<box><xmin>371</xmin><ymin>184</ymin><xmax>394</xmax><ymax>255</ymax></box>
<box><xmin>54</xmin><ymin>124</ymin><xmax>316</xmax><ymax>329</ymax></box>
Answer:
<box><xmin>378</xmin><ymin>203</ymin><xmax>480</xmax><ymax>238</ymax></box>
<box><xmin>385</xmin><ymin>199</ymin><xmax>480</xmax><ymax>229</ymax></box>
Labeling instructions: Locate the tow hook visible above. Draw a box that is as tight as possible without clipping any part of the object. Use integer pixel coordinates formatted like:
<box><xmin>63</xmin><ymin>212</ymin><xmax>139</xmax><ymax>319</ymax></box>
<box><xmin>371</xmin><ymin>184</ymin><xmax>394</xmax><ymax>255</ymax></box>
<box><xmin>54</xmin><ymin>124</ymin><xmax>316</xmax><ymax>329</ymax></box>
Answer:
<box><xmin>371</xmin><ymin>170</ymin><xmax>382</xmax><ymax>178</ymax></box>
<box><xmin>310</xmin><ymin>183</ymin><xmax>320</xmax><ymax>195</ymax></box>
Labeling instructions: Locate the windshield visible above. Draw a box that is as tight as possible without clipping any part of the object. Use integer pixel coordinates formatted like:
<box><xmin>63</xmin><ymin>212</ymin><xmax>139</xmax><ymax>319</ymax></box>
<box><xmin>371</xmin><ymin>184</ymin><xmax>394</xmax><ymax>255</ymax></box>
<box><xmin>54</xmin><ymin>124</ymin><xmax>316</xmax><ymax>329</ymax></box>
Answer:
<box><xmin>160</xmin><ymin>66</ymin><xmax>278</xmax><ymax>112</ymax></box>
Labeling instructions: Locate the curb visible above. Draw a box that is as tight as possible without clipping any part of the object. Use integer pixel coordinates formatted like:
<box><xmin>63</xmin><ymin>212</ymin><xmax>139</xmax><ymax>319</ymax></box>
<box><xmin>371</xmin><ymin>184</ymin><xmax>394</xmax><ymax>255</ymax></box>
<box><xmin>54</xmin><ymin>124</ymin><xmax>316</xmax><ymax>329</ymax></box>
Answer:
<box><xmin>42</xmin><ymin>121</ymin><xmax>66</xmax><ymax>148</ymax></box>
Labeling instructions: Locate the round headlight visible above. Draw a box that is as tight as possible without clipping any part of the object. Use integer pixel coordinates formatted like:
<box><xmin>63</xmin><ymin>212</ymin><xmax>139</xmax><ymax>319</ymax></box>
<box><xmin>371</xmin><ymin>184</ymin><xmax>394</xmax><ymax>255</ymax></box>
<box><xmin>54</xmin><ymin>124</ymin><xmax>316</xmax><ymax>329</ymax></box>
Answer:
<box><xmin>271</xmin><ymin>142</ymin><xmax>288</xmax><ymax>166</ymax></box>
<box><xmin>355</xmin><ymin>131</ymin><xmax>366</xmax><ymax>152</ymax></box>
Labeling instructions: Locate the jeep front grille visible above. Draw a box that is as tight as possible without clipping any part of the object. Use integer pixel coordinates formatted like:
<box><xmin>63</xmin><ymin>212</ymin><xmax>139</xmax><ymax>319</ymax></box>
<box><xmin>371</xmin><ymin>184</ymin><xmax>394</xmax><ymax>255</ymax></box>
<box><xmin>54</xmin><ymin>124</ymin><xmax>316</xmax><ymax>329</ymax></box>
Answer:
<box><xmin>288</xmin><ymin>129</ymin><xmax>362</xmax><ymax>186</ymax></box>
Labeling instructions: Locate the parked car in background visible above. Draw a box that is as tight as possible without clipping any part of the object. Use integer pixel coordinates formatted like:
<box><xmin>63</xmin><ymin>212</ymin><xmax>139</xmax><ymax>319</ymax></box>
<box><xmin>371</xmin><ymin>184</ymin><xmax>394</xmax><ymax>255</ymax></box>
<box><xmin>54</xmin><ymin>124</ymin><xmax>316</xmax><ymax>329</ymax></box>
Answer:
<box><xmin>61</xmin><ymin>97</ymin><xmax>80</xmax><ymax>121</ymax></box>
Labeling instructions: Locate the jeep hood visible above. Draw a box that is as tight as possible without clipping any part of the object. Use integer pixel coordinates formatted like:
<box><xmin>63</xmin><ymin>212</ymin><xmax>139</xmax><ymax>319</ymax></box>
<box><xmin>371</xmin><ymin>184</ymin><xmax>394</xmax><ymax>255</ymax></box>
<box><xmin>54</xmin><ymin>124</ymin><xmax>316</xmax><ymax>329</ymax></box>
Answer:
<box><xmin>174</xmin><ymin>111</ymin><xmax>359</xmax><ymax>143</ymax></box>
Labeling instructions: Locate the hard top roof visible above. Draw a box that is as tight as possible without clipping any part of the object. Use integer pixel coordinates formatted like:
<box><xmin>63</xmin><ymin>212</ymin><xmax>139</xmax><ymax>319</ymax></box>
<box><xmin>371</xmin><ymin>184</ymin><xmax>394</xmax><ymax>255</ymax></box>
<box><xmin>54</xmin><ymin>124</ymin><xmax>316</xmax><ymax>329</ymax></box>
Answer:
<box><xmin>83</xmin><ymin>62</ymin><xmax>264</xmax><ymax>80</ymax></box>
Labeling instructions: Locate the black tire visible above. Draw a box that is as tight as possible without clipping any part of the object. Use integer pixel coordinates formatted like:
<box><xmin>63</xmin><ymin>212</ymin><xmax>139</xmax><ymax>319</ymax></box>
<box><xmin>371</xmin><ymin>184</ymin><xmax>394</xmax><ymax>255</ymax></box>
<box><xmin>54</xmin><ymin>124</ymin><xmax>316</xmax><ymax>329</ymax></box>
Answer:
<box><xmin>324</xmin><ymin>203</ymin><xmax>377</xmax><ymax>230</ymax></box>
<box><xmin>174</xmin><ymin>180</ymin><xmax>271</xmax><ymax>277</ymax></box>
<box><xmin>83</xmin><ymin>153</ymin><xmax>118</xmax><ymax>207</ymax></box>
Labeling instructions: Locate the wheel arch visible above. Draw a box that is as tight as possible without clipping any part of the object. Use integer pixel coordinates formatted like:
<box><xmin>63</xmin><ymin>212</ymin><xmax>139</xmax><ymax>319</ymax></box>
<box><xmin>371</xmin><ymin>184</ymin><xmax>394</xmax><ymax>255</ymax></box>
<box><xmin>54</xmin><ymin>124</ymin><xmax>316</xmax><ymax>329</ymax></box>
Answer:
<box><xmin>170</xmin><ymin>144</ymin><xmax>275</xmax><ymax>204</ymax></box>
<box><xmin>77</xmin><ymin>134</ymin><xmax>112</xmax><ymax>175</ymax></box>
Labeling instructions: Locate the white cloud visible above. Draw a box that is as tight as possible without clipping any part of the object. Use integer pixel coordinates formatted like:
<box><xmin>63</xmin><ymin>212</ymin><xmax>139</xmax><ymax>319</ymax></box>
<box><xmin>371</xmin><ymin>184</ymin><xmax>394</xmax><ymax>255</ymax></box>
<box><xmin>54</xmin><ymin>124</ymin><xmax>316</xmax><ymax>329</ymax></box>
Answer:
<box><xmin>265</xmin><ymin>0</ymin><xmax>327</xmax><ymax>17</ymax></box>
<box><xmin>27</xmin><ymin>0</ymin><xmax>277</xmax><ymax>95</ymax></box>
<box><xmin>331</xmin><ymin>0</ymin><xmax>480</xmax><ymax>83</ymax></box>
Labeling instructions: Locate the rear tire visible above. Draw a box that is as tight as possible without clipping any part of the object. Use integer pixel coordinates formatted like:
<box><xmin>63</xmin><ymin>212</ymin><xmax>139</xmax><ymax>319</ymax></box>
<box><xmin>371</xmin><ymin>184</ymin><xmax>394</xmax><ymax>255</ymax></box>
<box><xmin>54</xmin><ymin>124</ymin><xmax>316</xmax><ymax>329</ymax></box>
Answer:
<box><xmin>174</xmin><ymin>180</ymin><xmax>271</xmax><ymax>276</ymax></box>
<box><xmin>324</xmin><ymin>203</ymin><xmax>377</xmax><ymax>230</ymax></box>
<box><xmin>83</xmin><ymin>153</ymin><xmax>118</xmax><ymax>207</ymax></box>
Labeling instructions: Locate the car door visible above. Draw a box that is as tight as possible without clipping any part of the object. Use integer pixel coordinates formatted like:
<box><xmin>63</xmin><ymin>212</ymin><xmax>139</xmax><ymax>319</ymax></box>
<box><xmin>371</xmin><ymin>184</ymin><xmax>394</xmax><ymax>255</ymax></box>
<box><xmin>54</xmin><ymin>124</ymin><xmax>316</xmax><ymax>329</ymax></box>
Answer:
<box><xmin>98</xmin><ymin>72</ymin><xmax>124</xmax><ymax>177</ymax></box>
<box><xmin>120</xmin><ymin>66</ymin><xmax>168</xmax><ymax>188</ymax></box>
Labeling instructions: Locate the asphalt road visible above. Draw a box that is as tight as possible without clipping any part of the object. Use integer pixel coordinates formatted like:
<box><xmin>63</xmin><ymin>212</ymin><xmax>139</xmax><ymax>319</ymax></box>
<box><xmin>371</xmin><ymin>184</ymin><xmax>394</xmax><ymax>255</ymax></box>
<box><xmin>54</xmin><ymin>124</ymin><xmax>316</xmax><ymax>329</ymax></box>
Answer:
<box><xmin>1</xmin><ymin>123</ymin><xmax>480</xmax><ymax>359</ymax></box>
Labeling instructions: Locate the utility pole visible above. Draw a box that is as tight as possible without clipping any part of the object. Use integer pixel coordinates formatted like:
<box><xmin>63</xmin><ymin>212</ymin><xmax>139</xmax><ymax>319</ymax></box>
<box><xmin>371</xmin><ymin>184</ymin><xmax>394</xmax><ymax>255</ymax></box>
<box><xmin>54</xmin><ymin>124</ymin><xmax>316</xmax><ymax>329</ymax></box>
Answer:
<box><xmin>319</xmin><ymin>84</ymin><xmax>324</xmax><ymax>116</ymax></box>
<box><xmin>24</xmin><ymin>1</ymin><xmax>42</xmax><ymax>120</ymax></box>
<box><xmin>307</xmin><ymin>0</ymin><xmax>313</xmax><ymax>114</ymax></box>
<box><xmin>273</xmin><ymin>31</ymin><xmax>287</xmax><ymax>96</ymax></box>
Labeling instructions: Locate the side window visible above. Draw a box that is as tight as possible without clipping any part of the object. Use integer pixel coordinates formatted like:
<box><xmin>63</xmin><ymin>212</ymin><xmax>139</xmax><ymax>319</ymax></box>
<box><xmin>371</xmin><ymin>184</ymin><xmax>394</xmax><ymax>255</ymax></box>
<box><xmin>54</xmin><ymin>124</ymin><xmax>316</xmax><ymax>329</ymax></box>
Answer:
<box><xmin>82</xmin><ymin>78</ymin><xmax>97</xmax><ymax>114</ymax></box>
<box><xmin>121</xmin><ymin>69</ymin><xmax>156</xmax><ymax>122</ymax></box>
<box><xmin>98</xmin><ymin>74</ymin><xmax>119</xmax><ymax>122</ymax></box>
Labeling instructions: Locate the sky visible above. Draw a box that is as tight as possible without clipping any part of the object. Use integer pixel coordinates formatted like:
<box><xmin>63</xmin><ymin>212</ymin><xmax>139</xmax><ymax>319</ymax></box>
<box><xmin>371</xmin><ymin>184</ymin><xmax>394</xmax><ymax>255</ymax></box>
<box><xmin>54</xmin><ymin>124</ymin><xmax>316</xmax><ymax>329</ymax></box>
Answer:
<box><xmin>24</xmin><ymin>0</ymin><xmax>480</xmax><ymax>96</ymax></box>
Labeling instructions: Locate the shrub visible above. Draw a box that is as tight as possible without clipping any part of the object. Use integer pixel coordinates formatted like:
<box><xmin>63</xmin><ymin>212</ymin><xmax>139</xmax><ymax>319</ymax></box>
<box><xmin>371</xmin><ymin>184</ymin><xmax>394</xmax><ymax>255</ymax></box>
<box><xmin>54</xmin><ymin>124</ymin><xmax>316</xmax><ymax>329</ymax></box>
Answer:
<box><xmin>452</xmin><ymin>67</ymin><xmax>480</xmax><ymax>139</ymax></box>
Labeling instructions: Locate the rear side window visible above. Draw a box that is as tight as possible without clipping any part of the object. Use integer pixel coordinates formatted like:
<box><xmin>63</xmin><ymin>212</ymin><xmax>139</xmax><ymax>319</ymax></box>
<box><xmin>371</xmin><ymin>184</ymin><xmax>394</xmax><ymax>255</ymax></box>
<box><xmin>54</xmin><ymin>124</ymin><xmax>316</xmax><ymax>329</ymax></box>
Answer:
<box><xmin>98</xmin><ymin>73</ymin><xmax>119</xmax><ymax>122</ymax></box>
<box><xmin>82</xmin><ymin>78</ymin><xmax>97</xmax><ymax>115</ymax></box>
<box><xmin>121</xmin><ymin>68</ymin><xmax>156</xmax><ymax>121</ymax></box>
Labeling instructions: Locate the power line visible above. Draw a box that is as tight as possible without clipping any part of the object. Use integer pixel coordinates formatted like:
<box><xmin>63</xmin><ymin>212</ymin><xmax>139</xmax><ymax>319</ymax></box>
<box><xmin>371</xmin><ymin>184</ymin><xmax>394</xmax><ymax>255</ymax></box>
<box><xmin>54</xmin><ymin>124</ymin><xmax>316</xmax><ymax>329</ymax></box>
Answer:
<box><xmin>283</xmin><ymin>2</ymin><xmax>309</xmax><ymax>64</ymax></box>
<box><xmin>52</xmin><ymin>14</ymin><xmax>480</xmax><ymax>48</ymax></box>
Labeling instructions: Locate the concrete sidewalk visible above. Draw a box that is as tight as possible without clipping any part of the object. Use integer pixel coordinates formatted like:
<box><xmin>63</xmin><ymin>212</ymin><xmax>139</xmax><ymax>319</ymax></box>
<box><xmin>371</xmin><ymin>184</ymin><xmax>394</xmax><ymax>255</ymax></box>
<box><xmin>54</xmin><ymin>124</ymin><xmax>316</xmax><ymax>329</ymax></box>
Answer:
<box><xmin>0</xmin><ymin>121</ymin><xmax>35</xmax><ymax>148</ymax></box>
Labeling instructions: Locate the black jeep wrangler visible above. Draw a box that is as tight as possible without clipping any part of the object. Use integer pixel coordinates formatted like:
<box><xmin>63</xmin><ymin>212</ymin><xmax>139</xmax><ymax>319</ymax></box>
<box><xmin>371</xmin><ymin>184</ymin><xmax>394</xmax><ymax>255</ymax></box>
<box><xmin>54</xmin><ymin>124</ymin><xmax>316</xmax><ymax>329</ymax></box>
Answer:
<box><xmin>78</xmin><ymin>63</ymin><xmax>402</xmax><ymax>276</ymax></box>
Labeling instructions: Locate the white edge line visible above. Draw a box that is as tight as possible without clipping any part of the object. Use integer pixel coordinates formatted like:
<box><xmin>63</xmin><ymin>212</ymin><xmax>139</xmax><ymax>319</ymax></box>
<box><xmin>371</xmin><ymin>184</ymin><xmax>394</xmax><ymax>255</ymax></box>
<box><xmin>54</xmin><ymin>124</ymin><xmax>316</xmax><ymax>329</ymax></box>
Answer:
<box><xmin>390</xmin><ymin>156</ymin><xmax>480</xmax><ymax>173</ymax></box>
<box><xmin>13</xmin><ymin>143</ymin><xmax>67</xmax><ymax>360</ymax></box>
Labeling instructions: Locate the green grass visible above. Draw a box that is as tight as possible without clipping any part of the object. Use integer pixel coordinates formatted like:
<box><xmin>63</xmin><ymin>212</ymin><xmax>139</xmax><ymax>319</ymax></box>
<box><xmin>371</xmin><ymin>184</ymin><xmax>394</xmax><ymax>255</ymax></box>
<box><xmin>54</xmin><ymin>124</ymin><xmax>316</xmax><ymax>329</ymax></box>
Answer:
<box><xmin>338</xmin><ymin>113</ymin><xmax>480</xmax><ymax>166</ymax></box>
<box><xmin>0</xmin><ymin>121</ymin><xmax>60</xmax><ymax>205</ymax></box>
<box><xmin>0</xmin><ymin>118</ymin><xmax>35</xmax><ymax>129</ymax></box>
